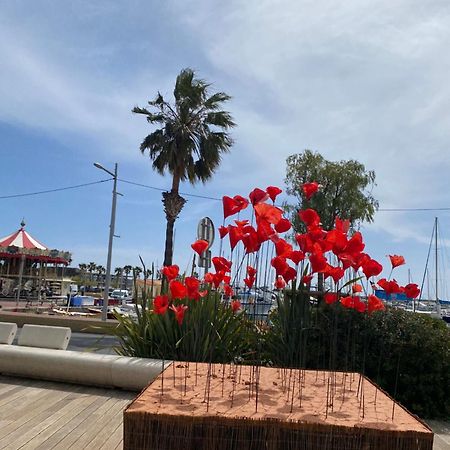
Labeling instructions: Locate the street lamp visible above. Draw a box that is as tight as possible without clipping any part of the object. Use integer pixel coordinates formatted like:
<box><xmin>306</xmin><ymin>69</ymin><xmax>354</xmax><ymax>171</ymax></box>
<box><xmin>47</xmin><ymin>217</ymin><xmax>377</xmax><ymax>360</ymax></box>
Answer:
<box><xmin>94</xmin><ymin>162</ymin><xmax>118</xmax><ymax>321</ymax></box>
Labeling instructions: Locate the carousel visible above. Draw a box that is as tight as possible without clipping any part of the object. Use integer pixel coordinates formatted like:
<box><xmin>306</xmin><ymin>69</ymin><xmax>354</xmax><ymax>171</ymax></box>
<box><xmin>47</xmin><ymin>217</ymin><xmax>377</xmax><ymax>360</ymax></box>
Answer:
<box><xmin>0</xmin><ymin>221</ymin><xmax>71</xmax><ymax>304</ymax></box>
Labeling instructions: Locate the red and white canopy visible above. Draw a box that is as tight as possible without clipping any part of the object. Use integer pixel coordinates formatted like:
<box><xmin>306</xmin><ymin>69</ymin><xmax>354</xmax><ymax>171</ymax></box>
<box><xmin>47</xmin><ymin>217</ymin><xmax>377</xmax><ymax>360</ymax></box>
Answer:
<box><xmin>0</xmin><ymin>223</ymin><xmax>47</xmax><ymax>250</ymax></box>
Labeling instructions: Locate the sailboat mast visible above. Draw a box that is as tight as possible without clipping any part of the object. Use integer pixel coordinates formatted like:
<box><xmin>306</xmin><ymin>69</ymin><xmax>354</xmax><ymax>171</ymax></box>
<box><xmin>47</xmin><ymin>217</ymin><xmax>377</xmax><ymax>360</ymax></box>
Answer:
<box><xmin>435</xmin><ymin>217</ymin><xmax>441</xmax><ymax>314</ymax></box>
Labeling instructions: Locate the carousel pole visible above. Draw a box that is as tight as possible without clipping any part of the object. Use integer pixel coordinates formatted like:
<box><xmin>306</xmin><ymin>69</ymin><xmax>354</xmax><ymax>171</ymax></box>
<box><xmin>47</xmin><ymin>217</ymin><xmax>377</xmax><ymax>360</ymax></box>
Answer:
<box><xmin>94</xmin><ymin>162</ymin><xmax>119</xmax><ymax>322</ymax></box>
<box><xmin>16</xmin><ymin>254</ymin><xmax>26</xmax><ymax>306</ymax></box>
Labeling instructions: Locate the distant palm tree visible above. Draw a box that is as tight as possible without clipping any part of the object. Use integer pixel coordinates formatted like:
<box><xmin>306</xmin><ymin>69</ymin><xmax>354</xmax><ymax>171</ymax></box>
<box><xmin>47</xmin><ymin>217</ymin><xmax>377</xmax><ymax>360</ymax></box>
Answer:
<box><xmin>133</xmin><ymin>267</ymin><xmax>142</xmax><ymax>279</ymax></box>
<box><xmin>114</xmin><ymin>267</ymin><xmax>123</xmax><ymax>288</ymax></box>
<box><xmin>78</xmin><ymin>263</ymin><xmax>87</xmax><ymax>285</ymax></box>
<box><xmin>96</xmin><ymin>265</ymin><xmax>105</xmax><ymax>286</ymax></box>
<box><xmin>133</xmin><ymin>68</ymin><xmax>235</xmax><ymax>267</ymax></box>
<box><xmin>88</xmin><ymin>262</ymin><xmax>97</xmax><ymax>284</ymax></box>
<box><xmin>123</xmin><ymin>265</ymin><xmax>133</xmax><ymax>289</ymax></box>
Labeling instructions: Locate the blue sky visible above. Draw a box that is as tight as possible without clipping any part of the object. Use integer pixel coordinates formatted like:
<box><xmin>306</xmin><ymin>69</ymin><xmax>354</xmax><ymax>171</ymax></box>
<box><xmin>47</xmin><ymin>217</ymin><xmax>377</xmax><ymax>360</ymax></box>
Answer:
<box><xmin>1</xmin><ymin>0</ymin><xmax>450</xmax><ymax>296</ymax></box>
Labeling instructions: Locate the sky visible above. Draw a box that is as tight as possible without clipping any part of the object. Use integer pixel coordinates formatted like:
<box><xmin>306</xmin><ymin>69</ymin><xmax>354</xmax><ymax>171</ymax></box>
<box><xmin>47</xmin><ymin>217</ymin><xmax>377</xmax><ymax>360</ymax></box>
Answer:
<box><xmin>1</xmin><ymin>0</ymin><xmax>450</xmax><ymax>297</ymax></box>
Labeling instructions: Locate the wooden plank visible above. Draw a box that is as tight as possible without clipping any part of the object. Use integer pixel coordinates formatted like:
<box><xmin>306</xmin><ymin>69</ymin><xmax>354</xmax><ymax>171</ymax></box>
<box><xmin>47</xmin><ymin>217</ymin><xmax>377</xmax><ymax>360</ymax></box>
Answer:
<box><xmin>1</xmin><ymin>386</ymin><xmax>95</xmax><ymax>450</ymax></box>
<box><xmin>0</xmin><ymin>384</ymin><xmax>84</xmax><ymax>448</ymax></box>
<box><xmin>17</xmin><ymin>390</ymin><xmax>107</xmax><ymax>450</ymax></box>
<box><xmin>98</xmin><ymin>422</ymin><xmax>123</xmax><ymax>450</ymax></box>
<box><xmin>31</xmin><ymin>395</ymin><xmax>111</xmax><ymax>450</ymax></box>
<box><xmin>66</xmin><ymin>396</ymin><xmax>130</xmax><ymax>449</ymax></box>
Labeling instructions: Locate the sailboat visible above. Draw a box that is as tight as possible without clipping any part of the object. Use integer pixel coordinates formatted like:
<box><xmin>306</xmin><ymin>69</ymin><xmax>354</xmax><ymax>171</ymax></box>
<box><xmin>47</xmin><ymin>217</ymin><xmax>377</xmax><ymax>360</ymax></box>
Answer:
<box><xmin>416</xmin><ymin>217</ymin><xmax>450</xmax><ymax>324</ymax></box>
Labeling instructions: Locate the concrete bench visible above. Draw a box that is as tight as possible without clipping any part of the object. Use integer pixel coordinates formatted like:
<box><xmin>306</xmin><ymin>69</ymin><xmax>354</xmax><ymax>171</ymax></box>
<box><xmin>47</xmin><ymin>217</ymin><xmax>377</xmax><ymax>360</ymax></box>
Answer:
<box><xmin>0</xmin><ymin>346</ymin><xmax>168</xmax><ymax>391</ymax></box>
<box><xmin>0</xmin><ymin>322</ymin><xmax>18</xmax><ymax>345</ymax></box>
<box><xmin>18</xmin><ymin>324</ymin><xmax>71</xmax><ymax>350</ymax></box>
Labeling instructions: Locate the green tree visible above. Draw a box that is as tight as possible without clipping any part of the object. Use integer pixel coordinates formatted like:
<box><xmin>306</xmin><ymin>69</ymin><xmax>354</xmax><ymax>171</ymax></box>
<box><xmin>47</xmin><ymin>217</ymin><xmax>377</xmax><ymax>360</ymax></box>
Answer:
<box><xmin>123</xmin><ymin>265</ymin><xmax>133</xmax><ymax>289</ymax></box>
<box><xmin>114</xmin><ymin>267</ymin><xmax>123</xmax><ymax>288</ymax></box>
<box><xmin>133</xmin><ymin>68</ymin><xmax>235</xmax><ymax>267</ymax></box>
<box><xmin>285</xmin><ymin>150</ymin><xmax>378</xmax><ymax>294</ymax></box>
<box><xmin>285</xmin><ymin>150</ymin><xmax>378</xmax><ymax>232</ymax></box>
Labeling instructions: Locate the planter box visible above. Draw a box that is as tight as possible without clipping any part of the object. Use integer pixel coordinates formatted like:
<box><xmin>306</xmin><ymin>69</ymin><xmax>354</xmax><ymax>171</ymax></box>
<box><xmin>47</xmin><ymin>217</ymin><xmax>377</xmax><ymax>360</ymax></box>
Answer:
<box><xmin>124</xmin><ymin>364</ymin><xmax>433</xmax><ymax>450</ymax></box>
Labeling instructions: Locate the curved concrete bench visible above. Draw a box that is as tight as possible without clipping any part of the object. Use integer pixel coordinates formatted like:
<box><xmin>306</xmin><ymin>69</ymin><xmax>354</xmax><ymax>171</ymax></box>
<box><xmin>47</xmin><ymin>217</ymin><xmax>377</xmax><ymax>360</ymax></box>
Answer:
<box><xmin>0</xmin><ymin>346</ymin><xmax>169</xmax><ymax>391</ymax></box>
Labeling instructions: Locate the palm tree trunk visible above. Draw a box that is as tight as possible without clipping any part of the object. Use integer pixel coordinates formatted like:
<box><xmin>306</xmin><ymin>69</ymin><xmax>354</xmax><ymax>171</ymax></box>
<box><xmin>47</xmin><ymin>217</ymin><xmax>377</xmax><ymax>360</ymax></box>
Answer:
<box><xmin>162</xmin><ymin>175</ymin><xmax>186</xmax><ymax>268</ymax></box>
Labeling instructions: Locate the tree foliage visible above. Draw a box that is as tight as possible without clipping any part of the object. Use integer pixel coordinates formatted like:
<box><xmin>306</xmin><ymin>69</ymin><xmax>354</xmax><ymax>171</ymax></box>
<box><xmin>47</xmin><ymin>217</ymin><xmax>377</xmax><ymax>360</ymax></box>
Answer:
<box><xmin>285</xmin><ymin>150</ymin><xmax>378</xmax><ymax>232</ymax></box>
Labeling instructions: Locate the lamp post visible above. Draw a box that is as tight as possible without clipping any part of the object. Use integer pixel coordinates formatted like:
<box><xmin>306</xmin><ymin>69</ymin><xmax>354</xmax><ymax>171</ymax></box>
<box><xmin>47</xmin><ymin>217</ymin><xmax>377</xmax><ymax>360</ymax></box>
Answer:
<box><xmin>94</xmin><ymin>162</ymin><xmax>118</xmax><ymax>321</ymax></box>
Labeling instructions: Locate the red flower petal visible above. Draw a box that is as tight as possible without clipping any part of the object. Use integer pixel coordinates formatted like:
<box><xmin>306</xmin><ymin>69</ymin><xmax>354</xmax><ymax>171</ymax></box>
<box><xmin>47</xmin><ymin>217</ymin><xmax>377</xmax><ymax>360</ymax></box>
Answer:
<box><xmin>169</xmin><ymin>280</ymin><xmax>187</xmax><ymax>299</ymax></box>
<box><xmin>283</xmin><ymin>266</ymin><xmax>297</xmax><ymax>283</ymax></box>
<box><xmin>153</xmin><ymin>295</ymin><xmax>169</xmax><ymax>314</ymax></box>
<box><xmin>309</xmin><ymin>252</ymin><xmax>328</xmax><ymax>273</ymax></box>
<box><xmin>161</xmin><ymin>265</ymin><xmax>179</xmax><ymax>282</ymax></box>
<box><xmin>352</xmin><ymin>284</ymin><xmax>363</xmax><ymax>293</ymax></box>
<box><xmin>298</xmin><ymin>209</ymin><xmax>321</xmax><ymax>228</ymax></box>
<box><xmin>254</xmin><ymin>203</ymin><xmax>283</xmax><ymax>225</ymax></box>
<box><xmin>218</xmin><ymin>226</ymin><xmax>229</xmax><ymax>239</ymax></box>
<box><xmin>266</xmin><ymin>186</ymin><xmax>282</xmax><ymax>203</ymax></box>
<box><xmin>249</xmin><ymin>188</ymin><xmax>269</xmax><ymax>205</ymax></box>
<box><xmin>361</xmin><ymin>258</ymin><xmax>383</xmax><ymax>278</ymax></box>
<box><xmin>247</xmin><ymin>265</ymin><xmax>257</xmax><ymax>278</ymax></box>
<box><xmin>274</xmin><ymin>275</ymin><xmax>286</xmax><ymax>289</ymax></box>
<box><xmin>212</xmin><ymin>257</ymin><xmax>232</xmax><ymax>273</ymax></box>
<box><xmin>275</xmin><ymin>239</ymin><xmax>293</xmax><ymax>258</ymax></box>
<box><xmin>302</xmin><ymin>182</ymin><xmax>319</xmax><ymax>201</ymax></box>
<box><xmin>271</xmin><ymin>256</ymin><xmax>289</xmax><ymax>277</ymax></box>
<box><xmin>368</xmin><ymin>295</ymin><xmax>385</xmax><ymax>314</ymax></box>
<box><xmin>231</xmin><ymin>300</ymin><xmax>241</xmax><ymax>313</ymax></box>
<box><xmin>324</xmin><ymin>292</ymin><xmax>338</xmax><ymax>305</ymax></box>
<box><xmin>389</xmin><ymin>254</ymin><xmax>405</xmax><ymax>269</ymax></box>
<box><xmin>222</xmin><ymin>196</ymin><xmax>240</xmax><ymax>219</ymax></box>
<box><xmin>404</xmin><ymin>283</ymin><xmax>420</xmax><ymax>299</ymax></box>
<box><xmin>170</xmin><ymin>304</ymin><xmax>188</xmax><ymax>326</ymax></box>
<box><xmin>191</xmin><ymin>239</ymin><xmax>209</xmax><ymax>255</ymax></box>
<box><xmin>233</xmin><ymin>195</ymin><xmax>249</xmax><ymax>212</ymax></box>
<box><xmin>288</xmin><ymin>250</ymin><xmax>305</xmax><ymax>265</ymax></box>
<box><xmin>274</xmin><ymin>217</ymin><xmax>292</xmax><ymax>233</ymax></box>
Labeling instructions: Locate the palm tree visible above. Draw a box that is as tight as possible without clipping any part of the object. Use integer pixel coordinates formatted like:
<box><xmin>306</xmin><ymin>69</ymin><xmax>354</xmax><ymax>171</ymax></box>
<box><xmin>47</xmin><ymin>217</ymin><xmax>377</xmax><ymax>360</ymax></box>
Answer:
<box><xmin>88</xmin><ymin>262</ymin><xmax>97</xmax><ymax>284</ymax></box>
<box><xmin>114</xmin><ymin>267</ymin><xmax>123</xmax><ymax>288</ymax></box>
<box><xmin>96</xmin><ymin>265</ymin><xmax>105</xmax><ymax>287</ymax></box>
<box><xmin>133</xmin><ymin>68</ymin><xmax>235</xmax><ymax>267</ymax></box>
<box><xmin>78</xmin><ymin>263</ymin><xmax>87</xmax><ymax>285</ymax></box>
<box><xmin>123</xmin><ymin>265</ymin><xmax>133</xmax><ymax>290</ymax></box>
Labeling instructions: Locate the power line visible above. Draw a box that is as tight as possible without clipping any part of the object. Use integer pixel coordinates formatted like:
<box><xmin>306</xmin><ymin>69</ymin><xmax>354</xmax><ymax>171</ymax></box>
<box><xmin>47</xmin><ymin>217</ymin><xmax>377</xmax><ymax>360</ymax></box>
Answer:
<box><xmin>0</xmin><ymin>179</ymin><xmax>112</xmax><ymax>199</ymax></box>
<box><xmin>2</xmin><ymin>176</ymin><xmax>450</xmax><ymax>212</ymax></box>
<box><xmin>119</xmin><ymin>178</ymin><xmax>222</xmax><ymax>201</ymax></box>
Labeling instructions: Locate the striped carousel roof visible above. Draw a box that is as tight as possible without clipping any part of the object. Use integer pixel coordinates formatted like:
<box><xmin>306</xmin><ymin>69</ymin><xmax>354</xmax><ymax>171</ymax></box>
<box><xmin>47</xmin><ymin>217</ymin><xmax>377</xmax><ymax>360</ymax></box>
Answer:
<box><xmin>0</xmin><ymin>221</ymin><xmax>47</xmax><ymax>250</ymax></box>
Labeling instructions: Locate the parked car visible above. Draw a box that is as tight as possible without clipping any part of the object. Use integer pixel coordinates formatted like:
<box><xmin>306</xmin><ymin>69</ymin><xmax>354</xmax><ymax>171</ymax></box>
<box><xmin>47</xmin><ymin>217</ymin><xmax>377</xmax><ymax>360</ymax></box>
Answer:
<box><xmin>110</xmin><ymin>289</ymin><xmax>132</xmax><ymax>304</ymax></box>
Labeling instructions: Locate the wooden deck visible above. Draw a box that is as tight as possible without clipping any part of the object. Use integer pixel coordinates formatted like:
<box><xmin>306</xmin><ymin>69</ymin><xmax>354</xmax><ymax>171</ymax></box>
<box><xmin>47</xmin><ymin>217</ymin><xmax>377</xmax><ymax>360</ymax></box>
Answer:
<box><xmin>0</xmin><ymin>375</ymin><xmax>134</xmax><ymax>449</ymax></box>
<box><xmin>0</xmin><ymin>375</ymin><xmax>447</xmax><ymax>449</ymax></box>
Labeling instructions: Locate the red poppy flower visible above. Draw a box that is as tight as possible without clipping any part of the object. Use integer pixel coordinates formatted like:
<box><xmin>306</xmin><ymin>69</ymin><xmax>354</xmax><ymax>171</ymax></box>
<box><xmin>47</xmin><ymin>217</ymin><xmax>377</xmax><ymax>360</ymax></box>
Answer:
<box><xmin>324</xmin><ymin>265</ymin><xmax>345</xmax><ymax>283</ymax></box>
<box><xmin>170</xmin><ymin>304</ymin><xmax>188</xmax><ymax>326</ymax></box>
<box><xmin>283</xmin><ymin>266</ymin><xmax>297</xmax><ymax>283</ymax></box>
<box><xmin>204</xmin><ymin>272</ymin><xmax>214</xmax><ymax>284</ymax></box>
<box><xmin>247</xmin><ymin>265</ymin><xmax>257</xmax><ymax>278</ymax></box>
<box><xmin>301</xmin><ymin>274</ymin><xmax>313</xmax><ymax>284</ymax></box>
<box><xmin>212</xmin><ymin>271</ymin><xmax>225</xmax><ymax>288</ymax></box>
<box><xmin>228</xmin><ymin>225</ymin><xmax>243</xmax><ymax>250</ymax></box>
<box><xmin>361</xmin><ymin>258</ymin><xmax>383</xmax><ymax>278</ymax></box>
<box><xmin>233</xmin><ymin>195</ymin><xmax>249</xmax><ymax>211</ymax></box>
<box><xmin>185</xmin><ymin>276</ymin><xmax>201</xmax><ymax>300</ymax></box>
<box><xmin>288</xmin><ymin>250</ymin><xmax>305</xmax><ymax>265</ymax></box>
<box><xmin>274</xmin><ymin>276</ymin><xmax>286</xmax><ymax>289</ymax></box>
<box><xmin>345</xmin><ymin>232</ymin><xmax>365</xmax><ymax>256</ymax></box>
<box><xmin>295</xmin><ymin>233</ymin><xmax>314</xmax><ymax>253</ymax></box>
<box><xmin>271</xmin><ymin>256</ymin><xmax>289</xmax><ymax>277</ymax></box>
<box><xmin>326</xmin><ymin>229</ymin><xmax>348</xmax><ymax>255</ymax></box>
<box><xmin>266</xmin><ymin>186</ymin><xmax>282</xmax><ymax>203</ymax></box>
<box><xmin>368</xmin><ymin>295</ymin><xmax>385</xmax><ymax>314</ymax></box>
<box><xmin>223</xmin><ymin>275</ymin><xmax>231</xmax><ymax>285</ymax></box>
<box><xmin>224</xmin><ymin>284</ymin><xmax>234</xmax><ymax>297</ymax></box>
<box><xmin>351</xmin><ymin>252</ymin><xmax>370</xmax><ymax>271</ymax></box>
<box><xmin>389</xmin><ymin>254</ymin><xmax>405</xmax><ymax>269</ymax></box>
<box><xmin>153</xmin><ymin>295</ymin><xmax>169</xmax><ymax>314</ymax></box>
<box><xmin>244</xmin><ymin>277</ymin><xmax>255</xmax><ymax>289</ymax></box>
<box><xmin>222</xmin><ymin>196</ymin><xmax>241</xmax><ymax>219</ymax></box>
<box><xmin>169</xmin><ymin>280</ymin><xmax>187</xmax><ymax>299</ymax></box>
<box><xmin>404</xmin><ymin>283</ymin><xmax>420</xmax><ymax>299</ymax></box>
<box><xmin>302</xmin><ymin>182</ymin><xmax>319</xmax><ymax>200</ymax></box>
<box><xmin>242</xmin><ymin>229</ymin><xmax>260</xmax><ymax>254</ymax></box>
<box><xmin>298</xmin><ymin>209</ymin><xmax>321</xmax><ymax>228</ymax></box>
<box><xmin>254</xmin><ymin>203</ymin><xmax>283</xmax><ymax>225</ymax></box>
<box><xmin>230</xmin><ymin>300</ymin><xmax>241</xmax><ymax>313</ymax></box>
<box><xmin>257</xmin><ymin>221</ymin><xmax>276</xmax><ymax>243</ymax></box>
<box><xmin>352</xmin><ymin>284</ymin><xmax>363</xmax><ymax>293</ymax></box>
<box><xmin>218</xmin><ymin>226</ymin><xmax>229</xmax><ymax>239</ymax></box>
<box><xmin>377</xmin><ymin>278</ymin><xmax>402</xmax><ymax>295</ymax></box>
<box><xmin>249</xmin><ymin>188</ymin><xmax>269</xmax><ymax>205</ymax></box>
<box><xmin>309</xmin><ymin>251</ymin><xmax>328</xmax><ymax>273</ymax></box>
<box><xmin>335</xmin><ymin>217</ymin><xmax>350</xmax><ymax>234</ymax></box>
<box><xmin>275</xmin><ymin>218</ymin><xmax>291</xmax><ymax>233</ymax></box>
<box><xmin>161</xmin><ymin>265</ymin><xmax>179</xmax><ymax>281</ymax></box>
<box><xmin>324</xmin><ymin>292</ymin><xmax>338</xmax><ymax>305</ymax></box>
<box><xmin>275</xmin><ymin>239</ymin><xmax>293</xmax><ymax>258</ymax></box>
<box><xmin>212</xmin><ymin>257</ymin><xmax>232</xmax><ymax>273</ymax></box>
<box><xmin>191</xmin><ymin>239</ymin><xmax>209</xmax><ymax>255</ymax></box>
<box><xmin>340</xmin><ymin>296</ymin><xmax>366</xmax><ymax>312</ymax></box>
